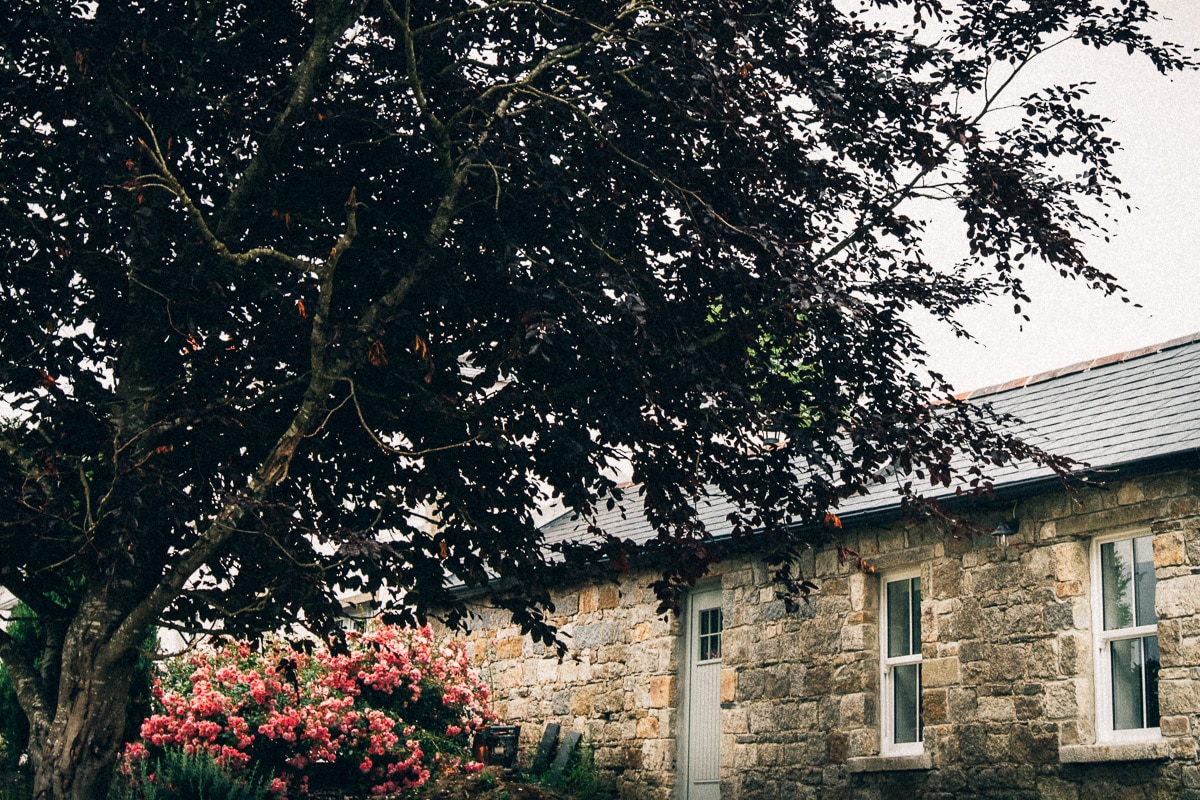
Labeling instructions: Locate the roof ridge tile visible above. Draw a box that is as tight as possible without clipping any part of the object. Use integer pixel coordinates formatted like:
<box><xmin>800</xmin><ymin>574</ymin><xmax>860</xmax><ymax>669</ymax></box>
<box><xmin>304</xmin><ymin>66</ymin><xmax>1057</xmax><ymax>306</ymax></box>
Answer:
<box><xmin>966</xmin><ymin>331</ymin><xmax>1200</xmax><ymax>400</ymax></box>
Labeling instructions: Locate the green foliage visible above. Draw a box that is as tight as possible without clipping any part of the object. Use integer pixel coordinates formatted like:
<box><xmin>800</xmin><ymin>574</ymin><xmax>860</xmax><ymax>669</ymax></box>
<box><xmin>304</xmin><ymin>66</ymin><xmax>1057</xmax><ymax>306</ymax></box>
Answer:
<box><xmin>0</xmin><ymin>672</ymin><xmax>24</xmax><ymax>772</ymax></box>
<box><xmin>534</xmin><ymin>745</ymin><xmax>614</xmax><ymax>800</ymax></box>
<box><xmin>0</xmin><ymin>605</ymin><xmax>40</xmax><ymax>770</ymax></box>
<box><xmin>108</xmin><ymin>749</ymin><xmax>269</xmax><ymax>800</ymax></box>
<box><xmin>127</xmin><ymin>630</ymin><xmax>161</xmax><ymax>746</ymax></box>
<box><xmin>0</xmin><ymin>773</ymin><xmax>31</xmax><ymax>800</ymax></box>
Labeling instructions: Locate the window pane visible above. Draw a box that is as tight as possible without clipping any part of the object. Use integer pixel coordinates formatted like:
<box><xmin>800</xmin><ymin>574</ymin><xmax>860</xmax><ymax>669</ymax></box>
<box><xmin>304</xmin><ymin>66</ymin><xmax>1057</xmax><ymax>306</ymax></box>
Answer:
<box><xmin>1144</xmin><ymin>635</ymin><xmax>1160</xmax><ymax>728</ymax></box>
<box><xmin>1111</xmin><ymin>637</ymin><xmax>1145</xmax><ymax>730</ymax></box>
<box><xmin>911</xmin><ymin>578</ymin><xmax>922</xmax><ymax>652</ymax></box>
<box><xmin>888</xmin><ymin>579</ymin><xmax>913</xmax><ymax>658</ymax></box>
<box><xmin>703</xmin><ymin>633</ymin><xmax>721</xmax><ymax>660</ymax></box>
<box><xmin>1102</xmin><ymin>540</ymin><xmax>1135</xmax><ymax>631</ymax></box>
<box><xmin>1133</xmin><ymin>536</ymin><xmax>1156</xmax><ymax>627</ymax></box>
<box><xmin>698</xmin><ymin>609</ymin><xmax>722</xmax><ymax>660</ymax></box>
<box><xmin>893</xmin><ymin>663</ymin><xmax>921</xmax><ymax>744</ymax></box>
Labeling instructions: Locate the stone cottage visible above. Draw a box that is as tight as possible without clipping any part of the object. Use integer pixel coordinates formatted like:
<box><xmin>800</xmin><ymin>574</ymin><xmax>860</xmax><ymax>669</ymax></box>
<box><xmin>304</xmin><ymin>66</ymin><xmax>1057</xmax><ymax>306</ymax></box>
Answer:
<box><xmin>455</xmin><ymin>334</ymin><xmax>1200</xmax><ymax>800</ymax></box>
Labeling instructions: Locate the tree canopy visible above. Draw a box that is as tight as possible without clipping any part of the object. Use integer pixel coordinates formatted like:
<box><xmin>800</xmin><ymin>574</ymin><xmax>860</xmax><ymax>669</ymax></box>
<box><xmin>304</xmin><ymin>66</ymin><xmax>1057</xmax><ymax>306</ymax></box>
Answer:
<box><xmin>0</xmin><ymin>1</ymin><xmax>1193</xmax><ymax>797</ymax></box>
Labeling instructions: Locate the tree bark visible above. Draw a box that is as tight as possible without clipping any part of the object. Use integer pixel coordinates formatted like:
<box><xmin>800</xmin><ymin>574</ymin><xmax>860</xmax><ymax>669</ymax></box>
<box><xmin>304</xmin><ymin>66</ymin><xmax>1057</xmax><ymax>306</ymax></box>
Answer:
<box><xmin>27</xmin><ymin>598</ymin><xmax>136</xmax><ymax>800</ymax></box>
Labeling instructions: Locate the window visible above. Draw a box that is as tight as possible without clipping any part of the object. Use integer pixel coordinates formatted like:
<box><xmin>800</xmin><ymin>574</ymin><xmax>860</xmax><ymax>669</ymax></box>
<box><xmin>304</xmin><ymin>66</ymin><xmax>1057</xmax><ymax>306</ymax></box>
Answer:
<box><xmin>698</xmin><ymin>607</ymin><xmax>722</xmax><ymax>661</ymax></box>
<box><xmin>881</xmin><ymin>571</ymin><xmax>922</xmax><ymax>755</ymax></box>
<box><xmin>1093</xmin><ymin>532</ymin><xmax>1160</xmax><ymax>740</ymax></box>
<box><xmin>339</xmin><ymin>597</ymin><xmax>377</xmax><ymax>632</ymax></box>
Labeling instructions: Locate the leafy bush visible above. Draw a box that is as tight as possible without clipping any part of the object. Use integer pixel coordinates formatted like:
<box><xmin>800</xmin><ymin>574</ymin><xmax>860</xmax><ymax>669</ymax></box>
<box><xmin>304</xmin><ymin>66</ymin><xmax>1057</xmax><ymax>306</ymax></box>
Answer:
<box><xmin>110</xmin><ymin>748</ymin><xmax>270</xmax><ymax>800</ymax></box>
<box><xmin>0</xmin><ymin>772</ymin><xmax>31</xmax><ymax>800</ymax></box>
<box><xmin>535</xmin><ymin>745</ymin><xmax>614</xmax><ymax>800</ymax></box>
<box><xmin>0</xmin><ymin>605</ymin><xmax>39</xmax><ymax>771</ymax></box>
<box><xmin>122</xmin><ymin>625</ymin><xmax>490</xmax><ymax>797</ymax></box>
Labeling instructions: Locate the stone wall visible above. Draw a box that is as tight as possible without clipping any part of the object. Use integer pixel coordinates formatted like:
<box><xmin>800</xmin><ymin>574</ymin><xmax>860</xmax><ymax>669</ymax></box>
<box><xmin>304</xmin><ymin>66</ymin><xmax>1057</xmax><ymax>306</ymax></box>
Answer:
<box><xmin>457</xmin><ymin>577</ymin><xmax>682</xmax><ymax>799</ymax></box>
<box><xmin>454</xmin><ymin>468</ymin><xmax>1200</xmax><ymax>799</ymax></box>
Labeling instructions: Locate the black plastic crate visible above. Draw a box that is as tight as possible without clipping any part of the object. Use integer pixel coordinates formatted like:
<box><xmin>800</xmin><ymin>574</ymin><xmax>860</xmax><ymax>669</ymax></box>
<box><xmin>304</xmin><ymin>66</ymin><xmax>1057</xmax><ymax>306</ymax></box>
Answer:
<box><xmin>473</xmin><ymin>724</ymin><xmax>521</xmax><ymax>768</ymax></box>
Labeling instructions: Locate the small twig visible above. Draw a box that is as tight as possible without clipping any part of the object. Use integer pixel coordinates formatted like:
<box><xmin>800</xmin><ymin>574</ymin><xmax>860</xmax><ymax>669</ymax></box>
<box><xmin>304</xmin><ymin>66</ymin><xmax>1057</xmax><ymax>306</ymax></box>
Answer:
<box><xmin>78</xmin><ymin>462</ymin><xmax>94</xmax><ymax>531</ymax></box>
<box><xmin>343</xmin><ymin>378</ymin><xmax>481</xmax><ymax>457</ymax></box>
<box><xmin>519</xmin><ymin>84</ymin><xmax>753</xmax><ymax>238</ymax></box>
<box><xmin>304</xmin><ymin>391</ymin><xmax>354</xmax><ymax>439</ymax></box>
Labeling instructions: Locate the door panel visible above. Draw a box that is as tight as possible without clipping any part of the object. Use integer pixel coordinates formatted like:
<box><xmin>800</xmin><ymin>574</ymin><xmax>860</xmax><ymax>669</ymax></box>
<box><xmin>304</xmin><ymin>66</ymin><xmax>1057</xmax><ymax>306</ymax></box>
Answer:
<box><xmin>683</xmin><ymin>587</ymin><xmax>722</xmax><ymax>800</ymax></box>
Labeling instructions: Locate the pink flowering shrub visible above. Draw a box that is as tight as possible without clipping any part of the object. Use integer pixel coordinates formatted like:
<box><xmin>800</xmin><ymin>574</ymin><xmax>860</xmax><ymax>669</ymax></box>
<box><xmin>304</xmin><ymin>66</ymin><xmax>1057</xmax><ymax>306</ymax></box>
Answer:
<box><xmin>121</xmin><ymin>625</ymin><xmax>491</xmax><ymax>798</ymax></box>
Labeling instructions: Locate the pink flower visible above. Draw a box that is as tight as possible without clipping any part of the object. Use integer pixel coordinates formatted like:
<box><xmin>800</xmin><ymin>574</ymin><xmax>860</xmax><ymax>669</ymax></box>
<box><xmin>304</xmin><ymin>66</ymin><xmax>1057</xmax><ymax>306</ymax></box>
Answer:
<box><xmin>130</xmin><ymin>623</ymin><xmax>491</xmax><ymax>797</ymax></box>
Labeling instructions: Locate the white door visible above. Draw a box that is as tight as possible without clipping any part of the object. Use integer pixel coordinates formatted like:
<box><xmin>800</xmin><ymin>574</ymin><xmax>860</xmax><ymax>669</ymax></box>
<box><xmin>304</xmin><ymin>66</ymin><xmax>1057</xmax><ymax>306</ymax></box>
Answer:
<box><xmin>681</xmin><ymin>586</ymin><xmax>722</xmax><ymax>800</ymax></box>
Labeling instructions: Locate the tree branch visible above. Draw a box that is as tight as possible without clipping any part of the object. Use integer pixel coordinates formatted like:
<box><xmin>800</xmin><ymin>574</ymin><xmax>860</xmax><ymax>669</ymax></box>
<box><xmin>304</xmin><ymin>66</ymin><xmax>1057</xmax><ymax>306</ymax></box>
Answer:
<box><xmin>382</xmin><ymin>0</ymin><xmax>451</xmax><ymax>158</ymax></box>
<box><xmin>518</xmin><ymin>84</ymin><xmax>752</xmax><ymax>238</ymax></box>
<box><xmin>100</xmin><ymin>384</ymin><xmax>327</xmax><ymax>669</ymax></box>
<box><xmin>101</xmin><ymin>176</ymin><xmax>361</xmax><ymax>666</ymax></box>
<box><xmin>360</xmin><ymin>0</ymin><xmax>652</xmax><ymax>336</ymax></box>
<box><xmin>215</xmin><ymin>0</ymin><xmax>370</xmax><ymax>239</ymax></box>
<box><xmin>127</xmin><ymin>109</ymin><xmax>311</xmax><ymax>274</ymax></box>
<box><xmin>0</xmin><ymin>625</ymin><xmax>50</xmax><ymax>733</ymax></box>
<box><xmin>812</xmin><ymin>37</ymin><xmax>1070</xmax><ymax>272</ymax></box>
<box><xmin>307</xmin><ymin>187</ymin><xmax>361</xmax><ymax>389</ymax></box>
<box><xmin>0</xmin><ymin>431</ymin><xmax>55</xmax><ymax>504</ymax></box>
<box><xmin>409</xmin><ymin>0</ymin><xmax>540</xmax><ymax>37</ymax></box>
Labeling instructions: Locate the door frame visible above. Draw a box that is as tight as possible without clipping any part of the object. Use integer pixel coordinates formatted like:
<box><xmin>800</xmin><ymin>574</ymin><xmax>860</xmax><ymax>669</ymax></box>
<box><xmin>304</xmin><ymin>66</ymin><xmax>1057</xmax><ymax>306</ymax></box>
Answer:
<box><xmin>675</xmin><ymin>583</ymin><xmax>723</xmax><ymax>800</ymax></box>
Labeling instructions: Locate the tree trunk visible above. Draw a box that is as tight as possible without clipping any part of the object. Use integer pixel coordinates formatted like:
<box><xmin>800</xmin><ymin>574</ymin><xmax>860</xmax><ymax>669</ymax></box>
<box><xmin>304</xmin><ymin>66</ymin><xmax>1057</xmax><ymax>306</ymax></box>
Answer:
<box><xmin>27</xmin><ymin>604</ymin><xmax>136</xmax><ymax>800</ymax></box>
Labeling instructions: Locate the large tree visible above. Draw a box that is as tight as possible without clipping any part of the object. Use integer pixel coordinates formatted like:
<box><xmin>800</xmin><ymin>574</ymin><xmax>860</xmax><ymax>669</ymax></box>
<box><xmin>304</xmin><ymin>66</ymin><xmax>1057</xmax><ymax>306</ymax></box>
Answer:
<box><xmin>0</xmin><ymin>0</ymin><xmax>1192</xmax><ymax>796</ymax></box>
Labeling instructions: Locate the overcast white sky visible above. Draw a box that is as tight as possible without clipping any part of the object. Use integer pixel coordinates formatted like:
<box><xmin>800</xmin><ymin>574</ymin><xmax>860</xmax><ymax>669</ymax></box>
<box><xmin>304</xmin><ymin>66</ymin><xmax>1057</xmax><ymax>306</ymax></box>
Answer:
<box><xmin>911</xmin><ymin>1</ymin><xmax>1200</xmax><ymax>392</ymax></box>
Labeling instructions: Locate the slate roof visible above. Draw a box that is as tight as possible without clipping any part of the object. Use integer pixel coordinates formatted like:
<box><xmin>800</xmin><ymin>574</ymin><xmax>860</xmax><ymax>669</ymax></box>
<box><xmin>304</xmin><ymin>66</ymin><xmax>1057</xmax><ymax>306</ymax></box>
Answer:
<box><xmin>540</xmin><ymin>332</ymin><xmax>1200</xmax><ymax>547</ymax></box>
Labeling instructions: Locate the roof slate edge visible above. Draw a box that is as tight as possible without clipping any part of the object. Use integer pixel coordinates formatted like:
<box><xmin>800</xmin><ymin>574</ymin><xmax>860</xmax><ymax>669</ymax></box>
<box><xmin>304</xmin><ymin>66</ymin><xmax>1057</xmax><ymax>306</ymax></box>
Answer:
<box><xmin>682</xmin><ymin>448</ymin><xmax>1200</xmax><ymax>550</ymax></box>
<box><xmin>961</xmin><ymin>331</ymin><xmax>1200</xmax><ymax>401</ymax></box>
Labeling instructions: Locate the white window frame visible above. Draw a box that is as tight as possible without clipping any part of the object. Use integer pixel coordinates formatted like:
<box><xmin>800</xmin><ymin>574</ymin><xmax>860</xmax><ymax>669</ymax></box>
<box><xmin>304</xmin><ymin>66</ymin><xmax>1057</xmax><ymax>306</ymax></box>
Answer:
<box><xmin>696</xmin><ymin>605</ymin><xmax>723</xmax><ymax>664</ymax></box>
<box><xmin>880</xmin><ymin>568</ymin><xmax>923</xmax><ymax>757</ymax></box>
<box><xmin>1090</xmin><ymin>530</ymin><xmax>1161</xmax><ymax>743</ymax></box>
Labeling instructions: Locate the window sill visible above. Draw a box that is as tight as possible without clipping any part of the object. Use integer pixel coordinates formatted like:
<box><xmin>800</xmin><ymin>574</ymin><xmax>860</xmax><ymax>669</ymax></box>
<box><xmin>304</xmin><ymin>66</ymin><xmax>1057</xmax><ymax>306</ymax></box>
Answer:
<box><xmin>846</xmin><ymin>753</ymin><xmax>932</xmax><ymax>773</ymax></box>
<box><xmin>1059</xmin><ymin>740</ymin><xmax>1171</xmax><ymax>763</ymax></box>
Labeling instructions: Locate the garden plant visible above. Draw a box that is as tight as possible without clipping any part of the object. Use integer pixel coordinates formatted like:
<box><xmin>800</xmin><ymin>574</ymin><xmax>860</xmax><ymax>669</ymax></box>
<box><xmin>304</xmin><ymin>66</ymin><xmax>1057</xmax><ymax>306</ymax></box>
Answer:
<box><xmin>108</xmin><ymin>749</ymin><xmax>271</xmax><ymax>800</ymax></box>
<box><xmin>117</xmin><ymin>625</ymin><xmax>490</xmax><ymax>798</ymax></box>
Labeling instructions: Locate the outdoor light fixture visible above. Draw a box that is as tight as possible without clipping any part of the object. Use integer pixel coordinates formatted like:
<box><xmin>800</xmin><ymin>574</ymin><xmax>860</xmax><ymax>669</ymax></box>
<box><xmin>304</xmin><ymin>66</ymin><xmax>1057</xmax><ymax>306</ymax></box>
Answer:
<box><xmin>991</xmin><ymin>518</ymin><xmax>1020</xmax><ymax>548</ymax></box>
